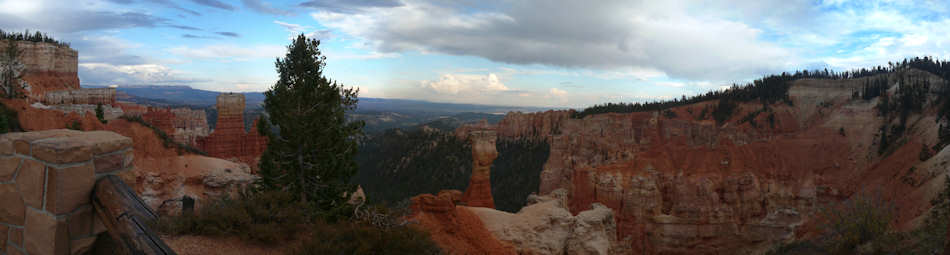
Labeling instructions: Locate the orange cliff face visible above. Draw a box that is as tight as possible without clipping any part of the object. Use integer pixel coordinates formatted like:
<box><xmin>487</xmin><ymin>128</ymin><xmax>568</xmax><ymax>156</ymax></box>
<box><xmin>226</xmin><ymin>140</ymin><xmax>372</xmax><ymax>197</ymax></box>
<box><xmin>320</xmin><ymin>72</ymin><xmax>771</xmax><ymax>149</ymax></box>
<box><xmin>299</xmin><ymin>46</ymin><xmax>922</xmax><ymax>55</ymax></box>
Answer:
<box><xmin>457</xmin><ymin>71</ymin><xmax>950</xmax><ymax>254</ymax></box>
<box><xmin>5</xmin><ymin>40</ymin><xmax>80</xmax><ymax>98</ymax></box>
<box><xmin>197</xmin><ymin>93</ymin><xmax>266</xmax><ymax>172</ymax></box>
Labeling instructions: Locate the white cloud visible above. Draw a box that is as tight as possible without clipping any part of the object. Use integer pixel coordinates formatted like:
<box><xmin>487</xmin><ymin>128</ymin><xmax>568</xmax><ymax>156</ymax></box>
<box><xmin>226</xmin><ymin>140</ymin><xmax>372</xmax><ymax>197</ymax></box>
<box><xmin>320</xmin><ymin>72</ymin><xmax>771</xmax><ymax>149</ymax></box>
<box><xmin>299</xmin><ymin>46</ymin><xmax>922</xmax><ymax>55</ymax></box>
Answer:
<box><xmin>274</xmin><ymin>20</ymin><xmax>333</xmax><ymax>40</ymax></box>
<box><xmin>547</xmin><ymin>88</ymin><xmax>568</xmax><ymax>103</ymax></box>
<box><xmin>310</xmin><ymin>0</ymin><xmax>790</xmax><ymax>82</ymax></box>
<box><xmin>79</xmin><ymin>63</ymin><xmax>203</xmax><ymax>86</ymax></box>
<box><xmin>167</xmin><ymin>44</ymin><xmax>284</xmax><ymax>61</ymax></box>
<box><xmin>422</xmin><ymin>73</ymin><xmax>508</xmax><ymax>95</ymax></box>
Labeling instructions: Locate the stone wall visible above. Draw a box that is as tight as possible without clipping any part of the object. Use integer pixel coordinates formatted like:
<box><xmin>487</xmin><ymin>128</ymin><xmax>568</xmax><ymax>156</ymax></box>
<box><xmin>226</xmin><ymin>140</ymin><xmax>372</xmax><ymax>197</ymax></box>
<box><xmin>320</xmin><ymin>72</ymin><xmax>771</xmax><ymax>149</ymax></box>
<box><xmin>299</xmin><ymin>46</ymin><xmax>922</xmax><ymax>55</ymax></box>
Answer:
<box><xmin>41</xmin><ymin>88</ymin><xmax>116</xmax><ymax>106</ymax></box>
<box><xmin>0</xmin><ymin>130</ymin><xmax>133</xmax><ymax>255</ymax></box>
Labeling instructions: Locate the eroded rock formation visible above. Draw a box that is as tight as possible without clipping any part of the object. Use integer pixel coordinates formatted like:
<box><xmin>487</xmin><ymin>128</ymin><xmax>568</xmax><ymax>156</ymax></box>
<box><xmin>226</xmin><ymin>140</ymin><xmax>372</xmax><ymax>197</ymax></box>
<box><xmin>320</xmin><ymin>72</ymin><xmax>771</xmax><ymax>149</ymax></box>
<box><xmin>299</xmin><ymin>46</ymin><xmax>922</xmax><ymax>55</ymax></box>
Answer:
<box><xmin>2</xmin><ymin>40</ymin><xmax>79</xmax><ymax>98</ymax></box>
<box><xmin>468</xmin><ymin>189</ymin><xmax>628</xmax><ymax>255</ymax></box>
<box><xmin>41</xmin><ymin>88</ymin><xmax>116</xmax><ymax>105</ymax></box>
<box><xmin>462</xmin><ymin>122</ymin><xmax>497</xmax><ymax>208</ymax></box>
<box><xmin>408</xmin><ymin>190</ymin><xmax>517</xmax><ymax>255</ymax></box>
<box><xmin>452</xmin><ymin>71</ymin><xmax>950</xmax><ymax>254</ymax></box>
<box><xmin>197</xmin><ymin>93</ymin><xmax>266</xmax><ymax>171</ymax></box>
<box><xmin>170</xmin><ymin>107</ymin><xmax>210</xmax><ymax>145</ymax></box>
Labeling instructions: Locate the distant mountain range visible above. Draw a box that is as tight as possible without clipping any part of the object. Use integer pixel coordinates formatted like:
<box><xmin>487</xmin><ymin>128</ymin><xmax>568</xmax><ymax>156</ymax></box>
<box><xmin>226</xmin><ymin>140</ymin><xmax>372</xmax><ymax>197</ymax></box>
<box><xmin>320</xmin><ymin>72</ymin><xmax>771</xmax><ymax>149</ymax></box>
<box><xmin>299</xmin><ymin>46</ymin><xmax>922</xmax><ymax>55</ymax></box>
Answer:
<box><xmin>91</xmin><ymin>85</ymin><xmax>550</xmax><ymax>113</ymax></box>
<box><xmin>89</xmin><ymin>85</ymin><xmax>555</xmax><ymax>133</ymax></box>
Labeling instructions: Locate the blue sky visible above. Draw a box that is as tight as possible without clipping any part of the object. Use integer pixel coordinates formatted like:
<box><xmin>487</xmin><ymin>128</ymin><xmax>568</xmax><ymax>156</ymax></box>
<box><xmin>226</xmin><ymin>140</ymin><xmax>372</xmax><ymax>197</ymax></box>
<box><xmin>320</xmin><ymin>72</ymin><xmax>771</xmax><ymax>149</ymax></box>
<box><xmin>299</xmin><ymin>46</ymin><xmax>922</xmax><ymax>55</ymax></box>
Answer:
<box><xmin>2</xmin><ymin>0</ymin><xmax>950</xmax><ymax>107</ymax></box>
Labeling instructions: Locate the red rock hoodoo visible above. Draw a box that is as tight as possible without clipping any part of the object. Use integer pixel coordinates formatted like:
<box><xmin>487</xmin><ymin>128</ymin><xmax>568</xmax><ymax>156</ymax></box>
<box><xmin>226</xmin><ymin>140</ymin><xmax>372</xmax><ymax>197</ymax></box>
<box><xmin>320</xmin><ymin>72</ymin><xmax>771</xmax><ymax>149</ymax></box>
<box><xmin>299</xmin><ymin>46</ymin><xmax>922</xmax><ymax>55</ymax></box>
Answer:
<box><xmin>462</xmin><ymin>122</ymin><xmax>498</xmax><ymax>208</ymax></box>
<box><xmin>196</xmin><ymin>93</ymin><xmax>266</xmax><ymax>170</ymax></box>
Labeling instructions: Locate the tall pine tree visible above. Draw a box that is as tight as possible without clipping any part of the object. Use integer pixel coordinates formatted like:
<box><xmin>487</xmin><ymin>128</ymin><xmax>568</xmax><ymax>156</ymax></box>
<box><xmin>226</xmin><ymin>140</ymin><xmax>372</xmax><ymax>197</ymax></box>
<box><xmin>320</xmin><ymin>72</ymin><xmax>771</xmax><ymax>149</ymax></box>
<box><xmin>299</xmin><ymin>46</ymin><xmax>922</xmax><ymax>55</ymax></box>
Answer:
<box><xmin>257</xmin><ymin>34</ymin><xmax>364</xmax><ymax>213</ymax></box>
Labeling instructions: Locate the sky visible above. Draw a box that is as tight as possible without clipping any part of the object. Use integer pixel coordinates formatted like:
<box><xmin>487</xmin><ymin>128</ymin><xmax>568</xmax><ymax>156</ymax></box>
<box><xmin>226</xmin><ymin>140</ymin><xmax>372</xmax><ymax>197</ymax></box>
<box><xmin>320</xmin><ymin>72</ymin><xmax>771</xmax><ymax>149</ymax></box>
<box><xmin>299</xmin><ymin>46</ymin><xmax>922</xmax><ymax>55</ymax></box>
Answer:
<box><xmin>2</xmin><ymin>0</ymin><xmax>950</xmax><ymax>108</ymax></box>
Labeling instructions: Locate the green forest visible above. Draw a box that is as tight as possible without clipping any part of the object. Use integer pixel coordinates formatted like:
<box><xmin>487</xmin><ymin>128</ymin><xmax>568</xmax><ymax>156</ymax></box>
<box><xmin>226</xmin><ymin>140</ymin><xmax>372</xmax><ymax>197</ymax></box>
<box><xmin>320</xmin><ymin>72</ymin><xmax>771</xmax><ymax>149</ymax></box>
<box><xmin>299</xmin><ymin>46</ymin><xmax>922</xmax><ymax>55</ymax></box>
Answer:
<box><xmin>353</xmin><ymin>125</ymin><xmax>550</xmax><ymax>213</ymax></box>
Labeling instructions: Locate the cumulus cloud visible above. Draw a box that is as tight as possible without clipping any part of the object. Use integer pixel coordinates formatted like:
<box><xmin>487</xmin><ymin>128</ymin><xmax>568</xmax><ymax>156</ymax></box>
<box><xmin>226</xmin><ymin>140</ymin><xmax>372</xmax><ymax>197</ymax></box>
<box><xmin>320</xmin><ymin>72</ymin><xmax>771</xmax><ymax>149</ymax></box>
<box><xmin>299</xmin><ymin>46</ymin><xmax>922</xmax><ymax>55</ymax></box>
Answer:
<box><xmin>421</xmin><ymin>73</ymin><xmax>509</xmax><ymax>95</ymax></box>
<box><xmin>79</xmin><ymin>63</ymin><xmax>204</xmax><ymax>86</ymax></box>
<box><xmin>309</xmin><ymin>0</ymin><xmax>790</xmax><ymax>82</ymax></box>
<box><xmin>547</xmin><ymin>88</ymin><xmax>568</xmax><ymax>103</ymax></box>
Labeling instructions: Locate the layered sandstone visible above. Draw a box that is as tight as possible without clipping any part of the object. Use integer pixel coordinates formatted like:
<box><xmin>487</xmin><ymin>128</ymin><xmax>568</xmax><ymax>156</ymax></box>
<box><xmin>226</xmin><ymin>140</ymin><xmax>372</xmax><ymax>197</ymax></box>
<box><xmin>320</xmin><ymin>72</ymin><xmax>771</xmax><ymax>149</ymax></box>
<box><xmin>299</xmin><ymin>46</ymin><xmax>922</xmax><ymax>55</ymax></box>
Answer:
<box><xmin>171</xmin><ymin>107</ymin><xmax>210</xmax><ymax>145</ymax></box>
<box><xmin>454</xmin><ymin>71</ymin><xmax>949</xmax><ymax>254</ymax></box>
<box><xmin>42</xmin><ymin>88</ymin><xmax>116</xmax><ymax>105</ymax></box>
<box><xmin>197</xmin><ymin>93</ymin><xmax>266</xmax><ymax>171</ymax></box>
<box><xmin>2</xmin><ymin>40</ymin><xmax>79</xmax><ymax>97</ymax></box>
<box><xmin>462</xmin><ymin>121</ymin><xmax>497</xmax><ymax>208</ymax></box>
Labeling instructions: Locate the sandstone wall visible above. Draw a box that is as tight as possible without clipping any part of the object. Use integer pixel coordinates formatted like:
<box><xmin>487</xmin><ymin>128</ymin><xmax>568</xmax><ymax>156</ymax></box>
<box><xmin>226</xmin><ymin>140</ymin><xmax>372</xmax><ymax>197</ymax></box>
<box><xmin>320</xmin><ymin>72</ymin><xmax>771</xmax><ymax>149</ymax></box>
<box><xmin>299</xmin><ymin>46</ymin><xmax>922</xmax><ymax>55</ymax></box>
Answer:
<box><xmin>0</xmin><ymin>130</ymin><xmax>133</xmax><ymax>255</ymax></box>
<box><xmin>1</xmin><ymin>40</ymin><xmax>80</xmax><ymax>97</ymax></box>
<box><xmin>41</xmin><ymin>88</ymin><xmax>116</xmax><ymax>105</ymax></box>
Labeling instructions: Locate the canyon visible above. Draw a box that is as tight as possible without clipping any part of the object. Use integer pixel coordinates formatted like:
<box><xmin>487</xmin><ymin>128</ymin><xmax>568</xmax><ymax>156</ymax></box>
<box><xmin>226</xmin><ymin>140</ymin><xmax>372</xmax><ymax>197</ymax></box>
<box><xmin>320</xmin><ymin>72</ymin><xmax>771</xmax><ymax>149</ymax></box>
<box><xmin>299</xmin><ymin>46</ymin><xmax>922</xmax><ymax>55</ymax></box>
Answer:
<box><xmin>3</xmin><ymin>40</ymin><xmax>261</xmax><ymax>216</ymax></box>
<box><xmin>435</xmin><ymin>69</ymin><xmax>950</xmax><ymax>254</ymax></box>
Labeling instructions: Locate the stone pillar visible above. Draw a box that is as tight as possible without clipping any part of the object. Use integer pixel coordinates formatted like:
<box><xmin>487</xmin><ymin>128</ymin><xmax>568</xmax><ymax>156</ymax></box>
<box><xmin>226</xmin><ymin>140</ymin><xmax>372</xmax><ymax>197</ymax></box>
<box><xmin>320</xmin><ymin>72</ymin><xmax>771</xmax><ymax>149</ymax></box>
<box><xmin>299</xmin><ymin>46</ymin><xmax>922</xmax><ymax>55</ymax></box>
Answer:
<box><xmin>0</xmin><ymin>130</ymin><xmax>133</xmax><ymax>255</ymax></box>
<box><xmin>462</xmin><ymin>129</ymin><xmax>498</xmax><ymax>208</ymax></box>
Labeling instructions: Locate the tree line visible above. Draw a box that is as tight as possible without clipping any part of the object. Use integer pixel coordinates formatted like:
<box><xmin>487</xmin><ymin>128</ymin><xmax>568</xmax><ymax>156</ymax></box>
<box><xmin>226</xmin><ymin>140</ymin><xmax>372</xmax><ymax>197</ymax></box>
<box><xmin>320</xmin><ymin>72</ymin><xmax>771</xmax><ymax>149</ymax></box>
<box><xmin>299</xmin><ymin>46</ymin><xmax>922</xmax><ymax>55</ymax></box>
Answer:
<box><xmin>0</xmin><ymin>29</ymin><xmax>69</xmax><ymax>47</ymax></box>
<box><xmin>572</xmin><ymin>57</ymin><xmax>950</xmax><ymax>123</ymax></box>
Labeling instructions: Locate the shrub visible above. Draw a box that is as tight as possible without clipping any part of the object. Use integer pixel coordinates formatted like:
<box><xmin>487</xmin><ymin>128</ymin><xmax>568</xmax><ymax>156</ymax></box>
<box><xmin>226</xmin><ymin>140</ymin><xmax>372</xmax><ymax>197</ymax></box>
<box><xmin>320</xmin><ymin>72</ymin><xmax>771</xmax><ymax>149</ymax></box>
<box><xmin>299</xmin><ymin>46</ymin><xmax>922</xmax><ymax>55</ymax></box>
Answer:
<box><xmin>155</xmin><ymin>189</ymin><xmax>442</xmax><ymax>254</ymax></box>
<box><xmin>291</xmin><ymin>220</ymin><xmax>441</xmax><ymax>255</ymax></box>
<box><xmin>120</xmin><ymin>115</ymin><xmax>207</xmax><ymax>155</ymax></box>
<box><xmin>815</xmin><ymin>192</ymin><xmax>899</xmax><ymax>254</ymax></box>
<box><xmin>662</xmin><ymin>109</ymin><xmax>677</xmax><ymax>119</ymax></box>
<box><xmin>67</xmin><ymin>120</ymin><xmax>82</xmax><ymax>130</ymax></box>
<box><xmin>903</xmin><ymin>175</ymin><xmax>950</xmax><ymax>254</ymax></box>
<box><xmin>154</xmin><ymin>190</ymin><xmax>312</xmax><ymax>244</ymax></box>
<box><xmin>0</xmin><ymin>103</ymin><xmax>20</xmax><ymax>133</ymax></box>
<box><xmin>96</xmin><ymin>103</ymin><xmax>107</xmax><ymax>124</ymax></box>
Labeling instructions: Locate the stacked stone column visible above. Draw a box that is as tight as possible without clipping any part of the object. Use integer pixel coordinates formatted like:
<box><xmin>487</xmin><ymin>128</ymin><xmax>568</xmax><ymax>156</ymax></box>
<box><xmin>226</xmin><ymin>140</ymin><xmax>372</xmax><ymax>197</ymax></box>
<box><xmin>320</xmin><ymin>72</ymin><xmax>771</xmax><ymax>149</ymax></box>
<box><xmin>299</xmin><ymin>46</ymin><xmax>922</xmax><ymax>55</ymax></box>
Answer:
<box><xmin>0</xmin><ymin>130</ymin><xmax>133</xmax><ymax>255</ymax></box>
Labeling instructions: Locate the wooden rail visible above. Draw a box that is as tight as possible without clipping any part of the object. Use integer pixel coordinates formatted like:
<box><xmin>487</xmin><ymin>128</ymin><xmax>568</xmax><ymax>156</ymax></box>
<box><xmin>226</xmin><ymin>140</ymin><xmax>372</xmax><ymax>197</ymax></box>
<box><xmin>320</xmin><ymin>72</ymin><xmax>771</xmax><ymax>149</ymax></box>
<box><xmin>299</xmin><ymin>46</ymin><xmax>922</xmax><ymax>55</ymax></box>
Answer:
<box><xmin>92</xmin><ymin>175</ymin><xmax>177</xmax><ymax>255</ymax></box>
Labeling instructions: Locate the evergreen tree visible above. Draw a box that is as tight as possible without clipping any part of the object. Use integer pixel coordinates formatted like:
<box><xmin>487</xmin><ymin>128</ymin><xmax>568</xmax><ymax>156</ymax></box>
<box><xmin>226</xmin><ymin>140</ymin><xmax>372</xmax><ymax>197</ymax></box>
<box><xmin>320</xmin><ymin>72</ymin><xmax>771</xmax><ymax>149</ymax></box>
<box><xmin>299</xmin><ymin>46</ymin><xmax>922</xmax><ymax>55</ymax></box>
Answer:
<box><xmin>95</xmin><ymin>103</ymin><xmax>107</xmax><ymax>123</ymax></box>
<box><xmin>256</xmin><ymin>34</ymin><xmax>364</xmax><ymax>213</ymax></box>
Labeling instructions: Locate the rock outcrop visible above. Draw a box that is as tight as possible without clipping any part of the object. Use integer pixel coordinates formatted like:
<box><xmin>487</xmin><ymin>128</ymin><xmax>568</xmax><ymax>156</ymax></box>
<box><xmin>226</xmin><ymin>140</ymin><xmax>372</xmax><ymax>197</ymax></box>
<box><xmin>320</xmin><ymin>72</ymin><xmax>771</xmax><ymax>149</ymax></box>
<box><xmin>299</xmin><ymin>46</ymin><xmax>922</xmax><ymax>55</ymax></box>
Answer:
<box><xmin>408</xmin><ymin>190</ymin><xmax>517</xmax><ymax>255</ymax></box>
<box><xmin>462</xmin><ymin>121</ymin><xmax>497</xmax><ymax>208</ymax></box>
<box><xmin>41</xmin><ymin>88</ymin><xmax>116</xmax><ymax>105</ymax></box>
<box><xmin>197</xmin><ymin>93</ymin><xmax>266</xmax><ymax>171</ymax></box>
<box><xmin>2</xmin><ymin>40</ymin><xmax>79</xmax><ymax>98</ymax></box>
<box><xmin>131</xmin><ymin>155</ymin><xmax>256</xmax><ymax>214</ymax></box>
<box><xmin>467</xmin><ymin>189</ymin><xmax>627</xmax><ymax>255</ymax></box>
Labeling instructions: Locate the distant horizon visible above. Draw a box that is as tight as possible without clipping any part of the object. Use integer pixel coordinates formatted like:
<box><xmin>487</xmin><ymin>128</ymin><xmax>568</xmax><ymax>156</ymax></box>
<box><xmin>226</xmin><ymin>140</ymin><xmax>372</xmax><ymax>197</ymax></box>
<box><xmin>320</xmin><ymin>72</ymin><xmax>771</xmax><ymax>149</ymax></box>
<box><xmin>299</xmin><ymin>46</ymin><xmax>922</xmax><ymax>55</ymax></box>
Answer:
<box><xmin>4</xmin><ymin>0</ymin><xmax>949</xmax><ymax>108</ymax></box>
